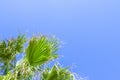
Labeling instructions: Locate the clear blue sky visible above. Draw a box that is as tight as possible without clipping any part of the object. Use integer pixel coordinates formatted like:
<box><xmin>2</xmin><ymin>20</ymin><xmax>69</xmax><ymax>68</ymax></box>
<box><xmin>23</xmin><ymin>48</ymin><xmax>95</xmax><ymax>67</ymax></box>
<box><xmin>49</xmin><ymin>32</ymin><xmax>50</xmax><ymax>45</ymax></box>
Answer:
<box><xmin>0</xmin><ymin>0</ymin><xmax>120</xmax><ymax>80</ymax></box>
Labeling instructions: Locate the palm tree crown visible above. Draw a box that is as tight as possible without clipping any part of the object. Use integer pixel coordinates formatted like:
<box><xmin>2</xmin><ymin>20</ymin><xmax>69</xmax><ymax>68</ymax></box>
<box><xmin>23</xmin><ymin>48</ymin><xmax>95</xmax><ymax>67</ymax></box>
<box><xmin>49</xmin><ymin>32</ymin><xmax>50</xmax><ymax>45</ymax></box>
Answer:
<box><xmin>0</xmin><ymin>34</ymin><xmax>82</xmax><ymax>80</ymax></box>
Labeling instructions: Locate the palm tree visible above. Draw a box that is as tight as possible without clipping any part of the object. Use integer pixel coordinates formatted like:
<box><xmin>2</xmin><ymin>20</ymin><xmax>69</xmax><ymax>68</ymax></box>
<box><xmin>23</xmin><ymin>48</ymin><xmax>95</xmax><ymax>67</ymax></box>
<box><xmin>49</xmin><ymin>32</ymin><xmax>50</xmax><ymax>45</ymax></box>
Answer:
<box><xmin>0</xmin><ymin>34</ymin><xmax>82</xmax><ymax>80</ymax></box>
<box><xmin>0</xmin><ymin>34</ymin><xmax>26</xmax><ymax>75</ymax></box>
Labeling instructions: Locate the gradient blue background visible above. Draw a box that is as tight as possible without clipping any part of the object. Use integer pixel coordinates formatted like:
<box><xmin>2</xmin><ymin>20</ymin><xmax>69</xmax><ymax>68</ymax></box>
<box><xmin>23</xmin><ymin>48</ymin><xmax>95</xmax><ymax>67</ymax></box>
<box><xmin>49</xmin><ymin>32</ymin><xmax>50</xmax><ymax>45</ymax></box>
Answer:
<box><xmin>0</xmin><ymin>0</ymin><xmax>120</xmax><ymax>80</ymax></box>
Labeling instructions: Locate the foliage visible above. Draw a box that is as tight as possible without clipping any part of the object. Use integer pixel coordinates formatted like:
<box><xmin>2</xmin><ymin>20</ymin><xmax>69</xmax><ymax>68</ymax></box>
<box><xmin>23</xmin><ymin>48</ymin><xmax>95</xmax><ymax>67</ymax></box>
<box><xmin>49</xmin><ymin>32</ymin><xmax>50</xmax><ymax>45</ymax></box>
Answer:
<box><xmin>42</xmin><ymin>64</ymin><xmax>74</xmax><ymax>80</ymax></box>
<box><xmin>0</xmin><ymin>34</ymin><xmax>26</xmax><ymax>75</ymax></box>
<box><xmin>0</xmin><ymin>34</ymin><xmax>82</xmax><ymax>80</ymax></box>
<box><xmin>26</xmin><ymin>36</ymin><xmax>59</xmax><ymax>66</ymax></box>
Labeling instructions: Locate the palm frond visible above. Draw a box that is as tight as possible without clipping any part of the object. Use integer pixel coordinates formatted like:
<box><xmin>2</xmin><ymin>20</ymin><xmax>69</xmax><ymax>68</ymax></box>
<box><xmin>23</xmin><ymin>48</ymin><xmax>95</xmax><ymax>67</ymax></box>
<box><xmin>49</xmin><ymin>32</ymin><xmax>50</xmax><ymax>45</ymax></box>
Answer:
<box><xmin>25</xmin><ymin>35</ymin><xmax>59</xmax><ymax>66</ymax></box>
<box><xmin>41</xmin><ymin>64</ymin><xmax>74</xmax><ymax>80</ymax></box>
<box><xmin>0</xmin><ymin>34</ymin><xmax>27</xmax><ymax>75</ymax></box>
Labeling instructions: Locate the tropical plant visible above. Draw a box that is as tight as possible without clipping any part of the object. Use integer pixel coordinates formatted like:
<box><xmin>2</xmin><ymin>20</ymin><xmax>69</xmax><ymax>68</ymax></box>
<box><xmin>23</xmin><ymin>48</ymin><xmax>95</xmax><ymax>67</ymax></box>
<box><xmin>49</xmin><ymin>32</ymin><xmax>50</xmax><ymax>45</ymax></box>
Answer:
<box><xmin>0</xmin><ymin>34</ymin><xmax>83</xmax><ymax>80</ymax></box>
<box><xmin>0</xmin><ymin>34</ymin><xmax>26</xmax><ymax>75</ymax></box>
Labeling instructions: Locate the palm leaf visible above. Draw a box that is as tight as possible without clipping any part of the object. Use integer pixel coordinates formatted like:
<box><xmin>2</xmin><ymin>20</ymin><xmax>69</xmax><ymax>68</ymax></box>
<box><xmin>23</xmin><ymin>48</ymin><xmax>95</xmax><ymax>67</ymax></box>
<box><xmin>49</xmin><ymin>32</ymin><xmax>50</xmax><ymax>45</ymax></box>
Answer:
<box><xmin>42</xmin><ymin>64</ymin><xmax>74</xmax><ymax>80</ymax></box>
<box><xmin>0</xmin><ymin>34</ymin><xmax>26</xmax><ymax>75</ymax></box>
<box><xmin>25</xmin><ymin>36</ymin><xmax>59</xmax><ymax>66</ymax></box>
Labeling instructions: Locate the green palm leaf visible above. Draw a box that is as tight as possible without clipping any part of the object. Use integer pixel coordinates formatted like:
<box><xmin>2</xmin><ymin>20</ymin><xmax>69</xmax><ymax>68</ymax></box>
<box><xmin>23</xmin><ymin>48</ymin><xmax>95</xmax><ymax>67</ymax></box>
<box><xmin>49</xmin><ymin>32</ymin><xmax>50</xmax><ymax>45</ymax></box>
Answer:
<box><xmin>25</xmin><ymin>36</ymin><xmax>59</xmax><ymax>66</ymax></box>
<box><xmin>42</xmin><ymin>64</ymin><xmax>74</xmax><ymax>80</ymax></box>
<box><xmin>0</xmin><ymin>34</ymin><xmax>26</xmax><ymax>75</ymax></box>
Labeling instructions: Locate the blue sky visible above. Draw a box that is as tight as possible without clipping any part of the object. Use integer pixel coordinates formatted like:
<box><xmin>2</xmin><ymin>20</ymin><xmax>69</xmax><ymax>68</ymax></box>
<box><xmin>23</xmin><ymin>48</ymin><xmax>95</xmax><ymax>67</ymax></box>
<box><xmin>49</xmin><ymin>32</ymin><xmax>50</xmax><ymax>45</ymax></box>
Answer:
<box><xmin>0</xmin><ymin>0</ymin><xmax>120</xmax><ymax>80</ymax></box>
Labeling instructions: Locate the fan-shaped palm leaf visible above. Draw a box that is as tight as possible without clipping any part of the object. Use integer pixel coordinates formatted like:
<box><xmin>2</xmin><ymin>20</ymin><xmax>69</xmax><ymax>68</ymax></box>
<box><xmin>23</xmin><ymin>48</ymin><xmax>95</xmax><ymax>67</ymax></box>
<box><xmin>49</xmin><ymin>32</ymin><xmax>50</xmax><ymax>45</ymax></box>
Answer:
<box><xmin>42</xmin><ymin>64</ymin><xmax>74</xmax><ymax>80</ymax></box>
<box><xmin>25</xmin><ymin>36</ymin><xmax>59</xmax><ymax>66</ymax></box>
